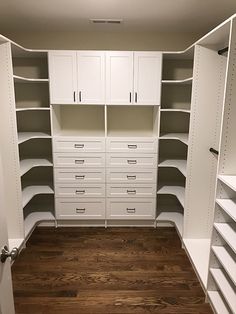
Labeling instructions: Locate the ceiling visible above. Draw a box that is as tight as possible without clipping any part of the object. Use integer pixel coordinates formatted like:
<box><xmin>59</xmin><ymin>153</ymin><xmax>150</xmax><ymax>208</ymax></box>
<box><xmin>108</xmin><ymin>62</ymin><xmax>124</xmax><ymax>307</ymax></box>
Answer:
<box><xmin>0</xmin><ymin>0</ymin><xmax>236</xmax><ymax>34</ymax></box>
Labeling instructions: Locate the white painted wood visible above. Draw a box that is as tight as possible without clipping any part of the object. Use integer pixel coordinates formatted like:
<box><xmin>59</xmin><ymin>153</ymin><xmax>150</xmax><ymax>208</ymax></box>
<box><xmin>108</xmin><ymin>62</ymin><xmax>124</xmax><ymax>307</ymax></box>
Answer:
<box><xmin>184</xmin><ymin>239</ymin><xmax>211</xmax><ymax>288</ymax></box>
<box><xmin>54</xmin><ymin>153</ymin><xmax>105</xmax><ymax>168</ymax></box>
<box><xmin>20</xmin><ymin>158</ymin><xmax>52</xmax><ymax>176</ymax></box>
<box><xmin>22</xmin><ymin>185</ymin><xmax>54</xmax><ymax>208</ymax></box>
<box><xmin>162</xmin><ymin>77</ymin><xmax>193</xmax><ymax>84</ymax></box>
<box><xmin>16</xmin><ymin>107</ymin><xmax>50</xmax><ymax>112</ymax></box>
<box><xmin>157</xmin><ymin>212</ymin><xmax>183</xmax><ymax>236</ymax></box>
<box><xmin>106</xmin><ymin>168</ymin><xmax>157</xmax><ymax>184</ymax></box>
<box><xmin>13</xmin><ymin>75</ymin><xmax>49</xmax><ymax>83</ymax></box>
<box><xmin>216</xmin><ymin>199</ymin><xmax>236</xmax><ymax>222</ymax></box>
<box><xmin>18</xmin><ymin>131</ymin><xmax>51</xmax><ymax>144</ymax></box>
<box><xmin>53</xmin><ymin>137</ymin><xmax>105</xmax><ymax>153</ymax></box>
<box><xmin>106</xmin><ymin>51</ymin><xmax>133</xmax><ymax>105</ymax></box>
<box><xmin>0</xmin><ymin>154</ymin><xmax>15</xmax><ymax>314</ymax></box>
<box><xmin>157</xmin><ymin>186</ymin><xmax>185</xmax><ymax>207</ymax></box>
<box><xmin>55</xmin><ymin>184</ymin><xmax>105</xmax><ymax>198</ymax></box>
<box><xmin>106</xmin><ymin>198</ymin><xmax>156</xmax><ymax>220</ymax></box>
<box><xmin>208</xmin><ymin>291</ymin><xmax>230</xmax><ymax>314</ymax></box>
<box><xmin>159</xmin><ymin>133</ymin><xmax>188</xmax><ymax>145</ymax></box>
<box><xmin>210</xmin><ymin>268</ymin><xmax>236</xmax><ymax>313</ymax></box>
<box><xmin>218</xmin><ymin>175</ymin><xmax>236</xmax><ymax>192</ymax></box>
<box><xmin>56</xmin><ymin>198</ymin><xmax>105</xmax><ymax>219</ymax></box>
<box><xmin>158</xmin><ymin>159</ymin><xmax>187</xmax><ymax>176</ymax></box>
<box><xmin>106</xmin><ymin>153</ymin><xmax>157</xmax><ymax>168</ymax></box>
<box><xmin>212</xmin><ymin>246</ymin><xmax>236</xmax><ymax>285</ymax></box>
<box><xmin>48</xmin><ymin>51</ymin><xmax>77</xmax><ymax>104</ymax></box>
<box><xmin>54</xmin><ymin>168</ymin><xmax>105</xmax><ymax>184</ymax></box>
<box><xmin>77</xmin><ymin>51</ymin><xmax>105</xmax><ymax>104</ymax></box>
<box><xmin>134</xmin><ymin>52</ymin><xmax>162</xmax><ymax>105</ymax></box>
<box><xmin>24</xmin><ymin>212</ymin><xmax>55</xmax><ymax>239</ymax></box>
<box><xmin>106</xmin><ymin>137</ymin><xmax>158</xmax><ymax>153</ymax></box>
<box><xmin>106</xmin><ymin>184</ymin><xmax>156</xmax><ymax>198</ymax></box>
<box><xmin>161</xmin><ymin>109</ymin><xmax>190</xmax><ymax>113</ymax></box>
<box><xmin>214</xmin><ymin>223</ymin><xmax>236</xmax><ymax>254</ymax></box>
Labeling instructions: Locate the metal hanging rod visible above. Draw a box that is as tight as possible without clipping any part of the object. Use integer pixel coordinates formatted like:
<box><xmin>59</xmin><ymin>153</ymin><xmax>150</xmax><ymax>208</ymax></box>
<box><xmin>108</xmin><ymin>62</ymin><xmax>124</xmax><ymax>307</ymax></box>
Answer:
<box><xmin>209</xmin><ymin>147</ymin><xmax>219</xmax><ymax>155</ymax></box>
<box><xmin>218</xmin><ymin>47</ymin><xmax>229</xmax><ymax>55</ymax></box>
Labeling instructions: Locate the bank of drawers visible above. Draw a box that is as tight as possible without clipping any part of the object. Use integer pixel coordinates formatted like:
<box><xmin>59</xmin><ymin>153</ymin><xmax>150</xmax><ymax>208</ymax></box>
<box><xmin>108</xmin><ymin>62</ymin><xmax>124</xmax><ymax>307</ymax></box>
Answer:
<box><xmin>54</xmin><ymin>137</ymin><xmax>157</xmax><ymax>220</ymax></box>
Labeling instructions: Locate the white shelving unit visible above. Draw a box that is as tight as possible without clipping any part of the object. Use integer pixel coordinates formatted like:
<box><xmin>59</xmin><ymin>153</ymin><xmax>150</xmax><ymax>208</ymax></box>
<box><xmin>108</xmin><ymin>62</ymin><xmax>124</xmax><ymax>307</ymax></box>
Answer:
<box><xmin>16</xmin><ymin>107</ymin><xmax>50</xmax><ymax>112</ymax></box>
<box><xmin>18</xmin><ymin>132</ymin><xmax>51</xmax><ymax>144</ymax></box>
<box><xmin>159</xmin><ymin>133</ymin><xmax>189</xmax><ymax>145</ymax></box>
<box><xmin>157</xmin><ymin>185</ymin><xmax>185</xmax><ymax>207</ymax></box>
<box><xmin>158</xmin><ymin>159</ymin><xmax>187</xmax><ymax>176</ymax></box>
<box><xmin>208</xmin><ymin>291</ymin><xmax>231</xmax><ymax>314</ymax></box>
<box><xmin>22</xmin><ymin>185</ymin><xmax>54</xmax><ymax>208</ymax></box>
<box><xmin>24</xmin><ymin>211</ymin><xmax>55</xmax><ymax>239</ymax></box>
<box><xmin>214</xmin><ymin>223</ymin><xmax>236</xmax><ymax>254</ymax></box>
<box><xmin>160</xmin><ymin>108</ymin><xmax>190</xmax><ymax>113</ymax></box>
<box><xmin>218</xmin><ymin>175</ymin><xmax>236</xmax><ymax>192</ymax></box>
<box><xmin>13</xmin><ymin>75</ymin><xmax>49</xmax><ymax>83</ymax></box>
<box><xmin>162</xmin><ymin>77</ymin><xmax>193</xmax><ymax>84</ymax></box>
<box><xmin>157</xmin><ymin>212</ymin><xmax>183</xmax><ymax>236</ymax></box>
<box><xmin>20</xmin><ymin>158</ymin><xmax>52</xmax><ymax>176</ymax></box>
<box><xmin>216</xmin><ymin>199</ymin><xmax>236</xmax><ymax>222</ymax></box>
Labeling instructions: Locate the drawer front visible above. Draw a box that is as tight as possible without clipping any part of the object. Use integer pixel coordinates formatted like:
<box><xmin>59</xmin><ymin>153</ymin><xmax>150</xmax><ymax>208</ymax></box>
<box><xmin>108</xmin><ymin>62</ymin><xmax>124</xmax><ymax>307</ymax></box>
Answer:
<box><xmin>55</xmin><ymin>184</ymin><xmax>105</xmax><ymax>198</ymax></box>
<box><xmin>54</xmin><ymin>153</ymin><xmax>105</xmax><ymax>168</ymax></box>
<box><xmin>106</xmin><ymin>153</ymin><xmax>157</xmax><ymax>168</ymax></box>
<box><xmin>54</xmin><ymin>168</ymin><xmax>105</xmax><ymax>184</ymax></box>
<box><xmin>106</xmin><ymin>198</ymin><xmax>156</xmax><ymax>220</ymax></box>
<box><xmin>106</xmin><ymin>138</ymin><xmax>157</xmax><ymax>153</ymax></box>
<box><xmin>56</xmin><ymin>198</ymin><xmax>105</xmax><ymax>219</ymax></box>
<box><xmin>106</xmin><ymin>168</ymin><xmax>157</xmax><ymax>184</ymax></box>
<box><xmin>53</xmin><ymin>137</ymin><xmax>105</xmax><ymax>153</ymax></box>
<box><xmin>107</xmin><ymin>184</ymin><xmax>156</xmax><ymax>198</ymax></box>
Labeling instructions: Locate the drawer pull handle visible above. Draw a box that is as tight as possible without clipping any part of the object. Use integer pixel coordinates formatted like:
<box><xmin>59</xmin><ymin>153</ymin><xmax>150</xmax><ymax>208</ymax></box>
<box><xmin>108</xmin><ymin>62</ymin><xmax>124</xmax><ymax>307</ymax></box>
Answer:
<box><xmin>127</xmin><ymin>208</ymin><xmax>136</xmax><ymax>213</ymax></box>
<box><xmin>76</xmin><ymin>208</ymin><xmax>86</xmax><ymax>213</ymax></box>
<box><xmin>76</xmin><ymin>190</ymin><xmax>85</xmax><ymax>194</ymax></box>
<box><xmin>127</xmin><ymin>190</ymin><xmax>136</xmax><ymax>194</ymax></box>
<box><xmin>74</xmin><ymin>144</ymin><xmax>84</xmax><ymax>148</ymax></box>
<box><xmin>127</xmin><ymin>160</ymin><xmax>137</xmax><ymax>164</ymax></box>
<box><xmin>127</xmin><ymin>175</ymin><xmax>136</xmax><ymax>180</ymax></box>
<box><xmin>128</xmin><ymin>144</ymin><xmax>137</xmax><ymax>149</ymax></box>
<box><xmin>75</xmin><ymin>160</ymin><xmax>85</xmax><ymax>164</ymax></box>
<box><xmin>75</xmin><ymin>175</ymin><xmax>85</xmax><ymax>180</ymax></box>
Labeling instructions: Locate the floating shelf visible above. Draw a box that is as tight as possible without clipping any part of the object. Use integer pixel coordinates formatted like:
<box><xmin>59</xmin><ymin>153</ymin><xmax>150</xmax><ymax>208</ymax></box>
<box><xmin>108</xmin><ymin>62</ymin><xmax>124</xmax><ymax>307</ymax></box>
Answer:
<box><xmin>13</xmin><ymin>75</ymin><xmax>49</xmax><ymax>83</ymax></box>
<box><xmin>162</xmin><ymin>77</ymin><xmax>193</xmax><ymax>84</ymax></box>
<box><xmin>157</xmin><ymin>185</ymin><xmax>185</xmax><ymax>207</ymax></box>
<box><xmin>210</xmin><ymin>268</ymin><xmax>236</xmax><ymax>313</ymax></box>
<box><xmin>20</xmin><ymin>158</ymin><xmax>53</xmax><ymax>176</ymax></box>
<box><xmin>18</xmin><ymin>132</ymin><xmax>51</xmax><ymax>144</ymax></box>
<box><xmin>218</xmin><ymin>175</ymin><xmax>236</xmax><ymax>192</ymax></box>
<box><xmin>158</xmin><ymin>159</ymin><xmax>187</xmax><ymax>177</ymax></box>
<box><xmin>208</xmin><ymin>291</ymin><xmax>230</xmax><ymax>314</ymax></box>
<box><xmin>183</xmin><ymin>238</ymin><xmax>211</xmax><ymax>288</ymax></box>
<box><xmin>24</xmin><ymin>211</ymin><xmax>55</xmax><ymax>239</ymax></box>
<box><xmin>214</xmin><ymin>223</ymin><xmax>236</xmax><ymax>254</ymax></box>
<box><xmin>16</xmin><ymin>107</ymin><xmax>50</xmax><ymax>112</ymax></box>
<box><xmin>160</xmin><ymin>109</ymin><xmax>191</xmax><ymax>113</ymax></box>
<box><xmin>22</xmin><ymin>185</ymin><xmax>54</xmax><ymax>208</ymax></box>
<box><xmin>159</xmin><ymin>133</ymin><xmax>189</xmax><ymax>145</ymax></box>
<box><xmin>212</xmin><ymin>246</ymin><xmax>236</xmax><ymax>285</ymax></box>
<box><xmin>216</xmin><ymin>199</ymin><xmax>236</xmax><ymax>222</ymax></box>
<box><xmin>157</xmin><ymin>212</ymin><xmax>183</xmax><ymax>236</ymax></box>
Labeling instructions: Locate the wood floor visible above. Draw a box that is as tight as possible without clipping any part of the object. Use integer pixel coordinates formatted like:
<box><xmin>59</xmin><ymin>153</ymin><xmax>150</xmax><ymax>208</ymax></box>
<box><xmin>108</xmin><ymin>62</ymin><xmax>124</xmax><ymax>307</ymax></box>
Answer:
<box><xmin>12</xmin><ymin>227</ymin><xmax>213</xmax><ymax>314</ymax></box>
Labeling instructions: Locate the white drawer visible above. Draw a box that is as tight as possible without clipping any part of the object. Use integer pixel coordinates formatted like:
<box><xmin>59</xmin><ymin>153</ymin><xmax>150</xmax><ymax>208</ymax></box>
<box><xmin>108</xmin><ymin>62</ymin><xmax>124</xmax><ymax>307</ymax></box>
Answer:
<box><xmin>54</xmin><ymin>153</ymin><xmax>105</xmax><ymax>168</ymax></box>
<box><xmin>55</xmin><ymin>184</ymin><xmax>105</xmax><ymax>198</ymax></box>
<box><xmin>54</xmin><ymin>168</ymin><xmax>105</xmax><ymax>184</ymax></box>
<box><xmin>106</xmin><ymin>168</ymin><xmax>157</xmax><ymax>184</ymax></box>
<box><xmin>106</xmin><ymin>198</ymin><xmax>156</xmax><ymax>220</ymax></box>
<box><xmin>53</xmin><ymin>137</ymin><xmax>105</xmax><ymax>153</ymax></box>
<box><xmin>56</xmin><ymin>198</ymin><xmax>105</xmax><ymax>220</ymax></box>
<box><xmin>106</xmin><ymin>138</ymin><xmax>158</xmax><ymax>153</ymax></box>
<box><xmin>106</xmin><ymin>153</ymin><xmax>157</xmax><ymax>168</ymax></box>
<box><xmin>107</xmin><ymin>184</ymin><xmax>156</xmax><ymax>198</ymax></box>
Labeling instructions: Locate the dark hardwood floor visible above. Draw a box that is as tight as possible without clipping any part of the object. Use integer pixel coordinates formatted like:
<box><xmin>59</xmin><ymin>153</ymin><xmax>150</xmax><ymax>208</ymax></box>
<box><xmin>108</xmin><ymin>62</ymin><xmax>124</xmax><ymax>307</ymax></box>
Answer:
<box><xmin>12</xmin><ymin>227</ymin><xmax>213</xmax><ymax>314</ymax></box>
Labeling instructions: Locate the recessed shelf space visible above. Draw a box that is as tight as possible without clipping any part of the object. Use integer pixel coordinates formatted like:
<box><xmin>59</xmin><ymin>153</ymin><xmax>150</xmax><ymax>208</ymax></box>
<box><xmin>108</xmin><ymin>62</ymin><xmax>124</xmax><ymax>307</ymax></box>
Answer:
<box><xmin>52</xmin><ymin>105</ymin><xmax>105</xmax><ymax>137</ymax></box>
<box><xmin>107</xmin><ymin>105</ymin><xmax>159</xmax><ymax>137</ymax></box>
<box><xmin>15</xmin><ymin>83</ymin><xmax>50</xmax><ymax>109</ymax></box>
<box><xmin>161</xmin><ymin>84</ymin><xmax>192</xmax><ymax>111</ymax></box>
<box><xmin>160</xmin><ymin>111</ymin><xmax>190</xmax><ymax>135</ymax></box>
<box><xmin>218</xmin><ymin>175</ymin><xmax>236</xmax><ymax>192</ymax></box>
<box><xmin>159</xmin><ymin>133</ymin><xmax>189</xmax><ymax>145</ymax></box>
<box><xmin>162</xmin><ymin>58</ymin><xmax>193</xmax><ymax>81</ymax></box>
<box><xmin>216</xmin><ymin>199</ymin><xmax>236</xmax><ymax>222</ymax></box>
<box><xmin>214</xmin><ymin>222</ymin><xmax>236</xmax><ymax>254</ymax></box>
<box><xmin>162</xmin><ymin>77</ymin><xmax>193</xmax><ymax>84</ymax></box>
<box><xmin>20</xmin><ymin>159</ymin><xmax>52</xmax><ymax>177</ymax></box>
<box><xmin>12</xmin><ymin>56</ymin><xmax>48</xmax><ymax>80</ymax></box>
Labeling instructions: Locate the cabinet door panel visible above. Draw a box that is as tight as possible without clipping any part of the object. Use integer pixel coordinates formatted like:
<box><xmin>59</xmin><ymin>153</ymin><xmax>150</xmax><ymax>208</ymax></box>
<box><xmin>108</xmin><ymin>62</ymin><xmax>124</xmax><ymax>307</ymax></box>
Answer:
<box><xmin>77</xmin><ymin>51</ymin><xmax>105</xmax><ymax>104</ymax></box>
<box><xmin>48</xmin><ymin>51</ymin><xmax>77</xmax><ymax>104</ymax></box>
<box><xmin>106</xmin><ymin>52</ymin><xmax>133</xmax><ymax>105</ymax></box>
<box><xmin>134</xmin><ymin>52</ymin><xmax>162</xmax><ymax>105</ymax></box>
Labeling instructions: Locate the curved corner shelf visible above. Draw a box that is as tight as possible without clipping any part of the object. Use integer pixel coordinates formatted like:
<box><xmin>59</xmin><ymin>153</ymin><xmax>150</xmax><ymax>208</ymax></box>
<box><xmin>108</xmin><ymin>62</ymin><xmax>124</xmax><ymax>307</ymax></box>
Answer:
<box><xmin>218</xmin><ymin>175</ymin><xmax>236</xmax><ymax>192</ymax></box>
<box><xmin>162</xmin><ymin>77</ymin><xmax>193</xmax><ymax>84</ymax></box>
<box><xmin>214</xmin><ymin>223</ymin><xmax>236</xmax><ymax>254</ymax></box>
<box><xmin>20</xmin><ymin>158</ymin><xmax>53</xmax><ymax>176</ymax></box>
<box><xmin>22</xmin><ymin>185</ymin><xmax>54</xmax><ymax>208</ymax></box>
<box><xmin>18</xmin><ymin>132</ymin><xmax>51</xmax><ymax>144</ymax></box>
<box><xmin>13</xmin><ymin>75</ymin><xmax>49</xmax><ymax>83</ymax></box>
<box><xmin>24</xmin><ymin>211</ymin><xmax>55</xmax><ymax>239</ymax></box>
<box><xmin>16</xmin><ymin>107</ymin><xmax>50</xmax><ymax>112</ymax></box>
<box><xmin>216</xmin><ymin>199</ymin><xmax>236</xmax><ymax>222</ymax></box>
<box><xmin>157</xmin><ymin>185</ymin><xmax>185</xmax><ymax>207</ymax></box>
<box><xmin>158</xmin><ymin>159</ymin><xmax>187</xmax><ymax>177</ymax></box>
<box><xmin>160</xmin><ymin>109</ymin><xmax>191</xmax><ymax>114</ymax></box>
<box><xmin>157</xmin><ymin>212</ymin><xmax>183</xmax><ymax>236</ymax></box>
<box><xmin>159</xmin><ymin>133</ymin><xmax>189</xmax><ymax>145</ymax></box>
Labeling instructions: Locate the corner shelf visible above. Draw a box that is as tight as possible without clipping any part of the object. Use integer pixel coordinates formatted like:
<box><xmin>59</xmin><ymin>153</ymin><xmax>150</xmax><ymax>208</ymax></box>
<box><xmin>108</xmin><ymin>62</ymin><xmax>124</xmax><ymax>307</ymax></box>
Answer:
<box><xmin>161</xmin><ymin>108</ymin><xmax>190</xmax><ymax>113</ymax></box>
<box><xmin>157</xmin><ymin>185</ymin><xmax>185</xmax><ymax>207</ymax></box>
<box><xmin>22</xmin><ymin>185</ymin><xmax>54</xmax><ymax>208</ymax></box>
<box><xmin>20</xmin><ymin>158</ymin><xmax>53</xmax><ymax>176</ymax></box>
<box><xmin>208</xmin><ymin>291</ymin><xmax>230</xmax><ymax>314</ymax></box>
<box><xmin>157</xmin><ymin>212</ymin><xmax>183</xmax><ymax>236</ymax></box>
<box><xmin>24</xmin><ymin>211</ymin><xmax>55</xmax><ymax>239</ymax></box>
<box><xmin>214</xmin><ymin>223</ymin><xmax>236</xmax><ymax>254</ymax></box>
<box><xmin>218</xmin><ymin>175</ymin><xmax>236</xmax><ymax>192</ymax></box>
<box><xmin>158</xmin><ymin>159</ymin><xmax>187</xmax><ymax>177</ymax></box>
<box><xmin>16</xmin><ymin>107</ymin><xmax>50</xmax><ymax>112</ymax></box>
<box><xmin>13</xmin><ymin>75</ymin><xmax>49</xmax><ymax>84</ymax></box>
<box><xmin>162</xmin><ymin>77</ymin><xmax>193</xmax><ymax>84</ymax></box>
<box><xmin>159</xmin><ymin>133</ymin><xmax>189</xmax><ymax>145</ymax></box>
<box><xmin>18</xmin><ymin>132</ymin><xmax>51</xmax><ymax>144</ymax></box>
<box><xmin>216</xmin><ymin>199</ymin><xmax>236</xmax><ymax>222</ymax></box>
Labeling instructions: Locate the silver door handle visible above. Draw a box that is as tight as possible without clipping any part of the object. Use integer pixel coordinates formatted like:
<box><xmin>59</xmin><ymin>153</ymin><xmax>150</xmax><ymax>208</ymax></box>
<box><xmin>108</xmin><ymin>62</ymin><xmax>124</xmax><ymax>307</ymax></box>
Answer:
<box><xmin>75</xmin><ymin>175</ymin><xmax>85</xmax><ymax>180</ymax></box>
<box><xmin>75</xmin><ymin>190</ymin><xmax>85</xmax><ymax>194</ymax></box>
<box><xmin>128</xmin><ymin>144</ymin><xmax>137</xmax><ymax>149</ymax></box>
<box><xmin>127</xmin><ymin>175</ymin><xmax>136</xmax><ymax>180</ymax></box>
<box><xmin>75</xmin><ymin>160</ymin><xmax>85</xmax><ymax>164</ymax></box>
<box><xmin>127</xmin><ymin>160</ymin><xmax>137</xmax><ymax>164</ymax></box>
<box><xmin>127</xmin><ymin>190</ymin><xmax>136</xmax><ymax>194</ymax></box>
<box><xmin>126</xmin><ymin>208</ymin><xmax>136</xmax><ymax>213</ymax></box>
<box><xmin>76</xmin><ymin>208</ymin><xmax>86</xmax><ymax>213</ymax></box>
<box><xmin>0</xmin><ymin>246</ymin><xmax>19</xmax><ymax>263</ymax></box>
<box><xmin>74</xmin><ymin>144</ymin><xmax>84</xmax><ymax>148</ymax></box>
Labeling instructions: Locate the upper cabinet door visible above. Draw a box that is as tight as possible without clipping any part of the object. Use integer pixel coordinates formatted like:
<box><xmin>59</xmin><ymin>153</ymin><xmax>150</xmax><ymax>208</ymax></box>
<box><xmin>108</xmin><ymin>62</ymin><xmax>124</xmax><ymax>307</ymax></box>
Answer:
<box><xmin>106</xmin><ymin>52</ymin><xmax>133</xmax><ymax>105</ymax></box>
<box><xmin>48</xmin><ymin>51</ymin><xmax>77</xmax><ymax>104</ymax></box>
<box><xmin>77</xmin><ymin>51</ymin><xmax>105</xmax><ymax>104</ymax></box>
<box><xmin>134</xmin><ymin>52</ymin><xmax>162</xmax><ymax>106</ymax></box>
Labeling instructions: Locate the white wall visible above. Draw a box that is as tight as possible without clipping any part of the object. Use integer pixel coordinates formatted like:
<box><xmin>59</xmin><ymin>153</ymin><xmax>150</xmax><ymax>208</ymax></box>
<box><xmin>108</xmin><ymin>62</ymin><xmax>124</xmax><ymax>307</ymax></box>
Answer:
<box><xmin>3</xmin><ymin>30</ymin><xmax>201</xmax><ymax>51</ymax></box>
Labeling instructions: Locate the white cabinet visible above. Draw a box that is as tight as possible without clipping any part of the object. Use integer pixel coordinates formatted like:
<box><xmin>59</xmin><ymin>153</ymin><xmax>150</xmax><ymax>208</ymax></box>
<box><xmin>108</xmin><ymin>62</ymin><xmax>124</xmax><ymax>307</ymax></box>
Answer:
<box><xmin>77</xmin><ymin>51</ymin><xmax>105</xmax><ymax>104</ymax></box>
<box><xmin>48</xmin><ymin>51</ymin><xmax>77</xmax><ymax>104</ymax></box>
<box><xmin>134</xmin><ymin>52</ymin><xmax>162</xmax><ymax>105</ymax></box>
<box><xmin>106</xmin><ymin>51</ymin><xmax>162</xmax><ymax>105</ymax></box>
<box><xmin>106</xmin><ymin>51</ymin><xmax>134</xmax><ymax>105</ymax></box>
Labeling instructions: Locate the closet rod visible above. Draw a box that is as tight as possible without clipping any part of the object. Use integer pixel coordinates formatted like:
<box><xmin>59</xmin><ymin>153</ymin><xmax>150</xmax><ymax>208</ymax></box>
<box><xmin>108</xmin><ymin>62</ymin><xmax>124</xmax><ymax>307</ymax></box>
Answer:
<box><xmin>218</xmin><ymin>47</ymin><xmax>229</xmax><ymax>55</ymax></box>
<box><xmin>209</xmin><ymin>147</ymin><xmax>219</xmax><ymax>155</ymax></box>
